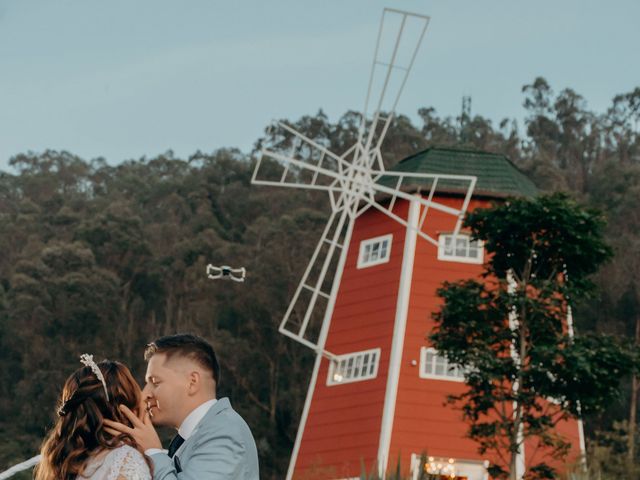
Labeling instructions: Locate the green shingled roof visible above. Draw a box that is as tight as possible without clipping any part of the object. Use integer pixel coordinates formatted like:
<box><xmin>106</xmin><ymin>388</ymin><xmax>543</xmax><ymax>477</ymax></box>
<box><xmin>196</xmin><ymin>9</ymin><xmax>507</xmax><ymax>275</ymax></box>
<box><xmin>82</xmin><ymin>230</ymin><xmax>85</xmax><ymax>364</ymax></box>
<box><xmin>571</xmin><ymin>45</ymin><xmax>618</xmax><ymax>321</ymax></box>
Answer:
<box><xmin>379</xmin><ymin>147</ymin><xmax>538</xmax><ymax>198</ymax></box>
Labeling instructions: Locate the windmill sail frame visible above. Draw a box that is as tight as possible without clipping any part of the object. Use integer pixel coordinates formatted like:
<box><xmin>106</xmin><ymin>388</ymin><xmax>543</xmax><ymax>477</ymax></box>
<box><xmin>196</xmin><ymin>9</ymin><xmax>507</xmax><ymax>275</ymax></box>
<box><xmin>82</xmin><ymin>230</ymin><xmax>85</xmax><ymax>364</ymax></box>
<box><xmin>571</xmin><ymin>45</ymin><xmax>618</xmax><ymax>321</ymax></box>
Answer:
<box><xmin>252</xmin><ymin>9</ymin><xmax>477</xmax><ymax>361</ymax></box>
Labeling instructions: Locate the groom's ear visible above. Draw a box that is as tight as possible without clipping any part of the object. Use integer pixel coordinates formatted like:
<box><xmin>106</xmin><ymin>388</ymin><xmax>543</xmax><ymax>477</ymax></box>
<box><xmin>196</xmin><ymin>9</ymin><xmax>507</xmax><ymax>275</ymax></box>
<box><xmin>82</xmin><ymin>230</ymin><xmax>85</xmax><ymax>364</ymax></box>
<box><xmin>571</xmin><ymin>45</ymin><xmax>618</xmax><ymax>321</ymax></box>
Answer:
<box><xmin>187</xmin><ymin>370</ymin><xmax>201</xmax><ymax>394</ymax></box>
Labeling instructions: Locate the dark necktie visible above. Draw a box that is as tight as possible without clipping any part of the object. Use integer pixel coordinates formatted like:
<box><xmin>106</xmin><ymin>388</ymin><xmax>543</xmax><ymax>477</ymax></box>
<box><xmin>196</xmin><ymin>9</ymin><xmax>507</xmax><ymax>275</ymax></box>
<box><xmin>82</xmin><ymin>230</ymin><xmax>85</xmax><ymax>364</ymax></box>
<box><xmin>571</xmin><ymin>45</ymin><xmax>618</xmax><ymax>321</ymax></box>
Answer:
<box><xmin>167</xmin><ymin>434</ymin><xmax>185</xmax><ymax>458</ymax></box>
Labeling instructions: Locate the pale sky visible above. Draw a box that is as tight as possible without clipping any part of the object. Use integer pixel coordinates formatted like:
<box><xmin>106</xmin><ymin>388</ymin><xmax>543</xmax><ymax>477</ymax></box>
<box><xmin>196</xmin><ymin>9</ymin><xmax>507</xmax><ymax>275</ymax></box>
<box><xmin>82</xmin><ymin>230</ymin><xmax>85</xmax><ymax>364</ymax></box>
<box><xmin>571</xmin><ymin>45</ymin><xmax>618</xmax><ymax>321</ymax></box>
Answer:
<box><xmin>1</xmin><ymin>0</ymin><xmax>638</xmax><ymax>171</ymax></box>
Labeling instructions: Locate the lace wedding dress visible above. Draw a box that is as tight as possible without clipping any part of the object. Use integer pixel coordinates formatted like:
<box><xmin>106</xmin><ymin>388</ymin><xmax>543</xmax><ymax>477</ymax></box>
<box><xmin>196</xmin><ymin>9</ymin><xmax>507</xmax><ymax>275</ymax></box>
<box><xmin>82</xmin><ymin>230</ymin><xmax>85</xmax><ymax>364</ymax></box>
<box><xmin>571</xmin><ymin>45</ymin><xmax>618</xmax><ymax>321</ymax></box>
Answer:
<box><xmin>77</xmin><ymin>444</ymin><xmax>151</xmax><ymax>480</ymax></box>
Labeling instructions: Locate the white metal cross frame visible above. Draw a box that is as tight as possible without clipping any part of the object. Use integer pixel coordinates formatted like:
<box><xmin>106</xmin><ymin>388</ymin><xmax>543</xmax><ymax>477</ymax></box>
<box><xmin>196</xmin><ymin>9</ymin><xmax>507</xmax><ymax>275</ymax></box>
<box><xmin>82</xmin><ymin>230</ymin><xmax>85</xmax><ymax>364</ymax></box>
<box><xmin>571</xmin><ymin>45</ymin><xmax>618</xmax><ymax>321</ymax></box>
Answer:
<box><xmin>252</xmin><ymin>9</ymin><xmax>477</xmax><ymax>359</ymax></box>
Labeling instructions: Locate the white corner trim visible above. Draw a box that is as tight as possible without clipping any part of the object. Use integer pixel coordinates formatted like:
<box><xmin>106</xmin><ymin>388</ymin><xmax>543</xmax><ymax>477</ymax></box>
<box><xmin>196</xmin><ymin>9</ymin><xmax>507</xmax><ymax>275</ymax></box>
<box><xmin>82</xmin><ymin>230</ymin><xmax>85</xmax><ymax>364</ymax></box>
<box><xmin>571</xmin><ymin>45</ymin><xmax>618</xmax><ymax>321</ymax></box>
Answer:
<box><xmin>376</xmin><ymin>198</ymin><xmax>420</xmax><ymax>476</ymax></box>
<box><xmin>568</xmin><ymin>306</ymin><xmax>587</xmax><ymax>464</ymax></box>
<box><xmin>577</xmin><ymin>418</ymin><xmax>587</xmax><ymax>458</ymax></box>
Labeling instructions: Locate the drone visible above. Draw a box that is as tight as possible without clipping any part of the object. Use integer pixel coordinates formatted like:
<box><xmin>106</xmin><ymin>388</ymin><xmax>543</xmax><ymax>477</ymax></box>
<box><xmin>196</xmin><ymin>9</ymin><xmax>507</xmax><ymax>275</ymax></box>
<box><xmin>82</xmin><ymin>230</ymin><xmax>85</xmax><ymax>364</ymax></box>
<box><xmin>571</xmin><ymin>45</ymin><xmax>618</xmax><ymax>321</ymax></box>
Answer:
<box><xmin>206</xmin><ymin>264</ymin><xmax>246</xmax><ymax>283</ymax></box>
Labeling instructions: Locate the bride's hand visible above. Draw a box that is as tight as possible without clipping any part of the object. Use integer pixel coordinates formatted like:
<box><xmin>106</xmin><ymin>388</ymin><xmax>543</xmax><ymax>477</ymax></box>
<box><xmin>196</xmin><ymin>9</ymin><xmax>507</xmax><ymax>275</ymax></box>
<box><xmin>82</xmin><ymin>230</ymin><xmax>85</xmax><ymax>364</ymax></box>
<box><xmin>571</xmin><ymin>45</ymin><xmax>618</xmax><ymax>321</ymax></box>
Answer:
<box><xmin>136</xmin><ymin>392</ymin><xmax>151</xmax><ymax>420</ymax></box>
<box><xmin>104</xmin><ymin>405</ymin><xmax>162</xmax><ymax>452</ymax></box>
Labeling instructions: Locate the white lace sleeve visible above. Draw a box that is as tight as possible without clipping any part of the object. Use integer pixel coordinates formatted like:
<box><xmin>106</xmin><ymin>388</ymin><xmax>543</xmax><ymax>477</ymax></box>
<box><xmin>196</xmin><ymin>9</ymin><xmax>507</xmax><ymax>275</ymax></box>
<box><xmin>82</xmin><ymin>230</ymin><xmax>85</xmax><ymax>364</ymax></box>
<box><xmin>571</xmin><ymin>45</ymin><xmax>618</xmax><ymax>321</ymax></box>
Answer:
<box><xmin>107</xmin><ymin>445</ymin><xmax>152</xmax><ymax>480</ymax></box>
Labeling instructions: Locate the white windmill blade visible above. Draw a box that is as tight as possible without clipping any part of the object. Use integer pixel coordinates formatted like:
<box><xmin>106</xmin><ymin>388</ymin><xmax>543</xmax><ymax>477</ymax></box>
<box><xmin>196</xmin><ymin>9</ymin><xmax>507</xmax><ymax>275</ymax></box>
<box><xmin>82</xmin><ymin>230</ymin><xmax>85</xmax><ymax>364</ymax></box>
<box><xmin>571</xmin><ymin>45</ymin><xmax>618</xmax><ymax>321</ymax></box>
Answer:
<box><xmin>358</xmin><ymin>9</ymin><xmax>430</xmax><ymax>158</ymax></box>
<box><xmin>355</xmin><ymin>170</ymin><xmax>478</xmax><ymax>246</ymax></box>
<box><xmin>278</xmin><ymin>206</ymin><xmax>352</xmax><ymax>360</ymax></box>
<box><xmin>252</xmin><ymin>122</ymin><xmax>354</xmax><ymax>193</ymax></box>
<box><xmin>252</xmin><ymin>149</ymin><xmax>341</xmax><ymax>194</ymax></box>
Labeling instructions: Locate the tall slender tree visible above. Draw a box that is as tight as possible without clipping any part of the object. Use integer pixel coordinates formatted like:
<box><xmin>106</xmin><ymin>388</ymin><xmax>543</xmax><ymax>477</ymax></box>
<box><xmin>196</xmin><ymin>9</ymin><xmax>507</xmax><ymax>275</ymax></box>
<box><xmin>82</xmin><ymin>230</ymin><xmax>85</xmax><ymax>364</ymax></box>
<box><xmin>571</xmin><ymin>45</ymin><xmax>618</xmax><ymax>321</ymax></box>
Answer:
<box><xmin>430</xmin><ymin>194</ymin><xmax>637</xmax><ymax>479</ymax></box>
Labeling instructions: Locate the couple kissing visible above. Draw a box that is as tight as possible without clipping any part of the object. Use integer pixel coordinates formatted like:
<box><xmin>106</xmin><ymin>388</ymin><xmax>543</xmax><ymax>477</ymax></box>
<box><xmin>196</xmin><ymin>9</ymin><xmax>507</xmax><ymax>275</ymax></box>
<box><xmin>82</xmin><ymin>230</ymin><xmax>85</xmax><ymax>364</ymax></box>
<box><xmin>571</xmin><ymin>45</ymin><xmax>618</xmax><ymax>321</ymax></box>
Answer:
<box><xmin>35</xmin><ymin>334</ymin><xmax>259</xmax><ymax>479</ymax></box>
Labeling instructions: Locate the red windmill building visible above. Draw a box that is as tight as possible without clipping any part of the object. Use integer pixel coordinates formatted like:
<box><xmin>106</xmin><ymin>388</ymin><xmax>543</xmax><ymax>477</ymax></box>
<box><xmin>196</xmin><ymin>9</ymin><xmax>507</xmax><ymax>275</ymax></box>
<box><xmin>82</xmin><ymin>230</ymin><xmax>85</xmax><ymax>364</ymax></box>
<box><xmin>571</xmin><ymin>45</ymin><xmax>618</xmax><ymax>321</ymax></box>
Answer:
<box><xmin>252</xmin><ymin>9</ymin><xmax>584</xmax><ymax>480</ymax></box>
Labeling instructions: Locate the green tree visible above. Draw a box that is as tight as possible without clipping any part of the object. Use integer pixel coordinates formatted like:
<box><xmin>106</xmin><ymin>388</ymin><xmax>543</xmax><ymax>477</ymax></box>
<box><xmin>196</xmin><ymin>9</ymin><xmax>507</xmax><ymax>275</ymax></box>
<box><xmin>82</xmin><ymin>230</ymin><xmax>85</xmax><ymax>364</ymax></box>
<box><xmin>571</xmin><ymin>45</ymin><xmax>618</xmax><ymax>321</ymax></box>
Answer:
<box><xmin>430</xmin><ymin>194</ymin><xmax>637</xmax><ymax>479</ymax></box>
<box><xmin>587</xmin><ymin>158</ymin><xmax>640</xmax><ymax>463</ymax></box>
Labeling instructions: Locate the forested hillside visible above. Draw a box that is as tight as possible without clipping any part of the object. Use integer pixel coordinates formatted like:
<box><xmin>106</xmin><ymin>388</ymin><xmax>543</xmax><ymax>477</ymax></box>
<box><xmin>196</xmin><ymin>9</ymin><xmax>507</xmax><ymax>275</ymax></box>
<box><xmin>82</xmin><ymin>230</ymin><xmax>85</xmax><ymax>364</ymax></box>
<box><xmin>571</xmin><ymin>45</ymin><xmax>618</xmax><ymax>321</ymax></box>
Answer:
<box><xmin>0</xmin><ymin>77</ymin><xmax>638</xmax><ymax>479</ymax></box>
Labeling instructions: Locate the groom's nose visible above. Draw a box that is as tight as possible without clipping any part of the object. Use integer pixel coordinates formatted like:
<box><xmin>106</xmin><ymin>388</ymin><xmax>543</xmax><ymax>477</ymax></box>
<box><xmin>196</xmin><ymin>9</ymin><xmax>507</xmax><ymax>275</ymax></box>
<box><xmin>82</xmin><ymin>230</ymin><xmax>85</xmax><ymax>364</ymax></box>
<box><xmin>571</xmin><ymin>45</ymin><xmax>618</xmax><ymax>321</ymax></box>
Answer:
<box><xmin>141</xmin><ymin>383</ymin><xmax>153</xmax><ymax>399</ymax></box>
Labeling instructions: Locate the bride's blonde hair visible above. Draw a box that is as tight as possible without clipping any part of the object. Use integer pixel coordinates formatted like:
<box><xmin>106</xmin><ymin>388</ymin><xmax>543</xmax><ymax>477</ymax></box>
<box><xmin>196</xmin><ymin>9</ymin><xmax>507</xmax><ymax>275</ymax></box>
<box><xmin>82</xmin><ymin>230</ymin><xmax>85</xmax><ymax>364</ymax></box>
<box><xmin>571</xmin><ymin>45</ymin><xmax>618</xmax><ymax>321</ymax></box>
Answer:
<box><xmin>34</xmin><ymin>360</ymin><xmax>142</xmax><ymax>480</ymax></box>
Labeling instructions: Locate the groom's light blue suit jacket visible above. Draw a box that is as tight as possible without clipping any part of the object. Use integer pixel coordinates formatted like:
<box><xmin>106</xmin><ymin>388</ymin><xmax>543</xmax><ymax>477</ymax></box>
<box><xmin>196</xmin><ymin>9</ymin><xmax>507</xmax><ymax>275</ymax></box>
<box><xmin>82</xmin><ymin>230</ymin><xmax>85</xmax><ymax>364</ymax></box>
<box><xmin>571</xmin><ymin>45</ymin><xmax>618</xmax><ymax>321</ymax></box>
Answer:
<box><xmin>150</xmin><ymin>398</ymin><xmax>259</xmax><ymax>480</ymax></box>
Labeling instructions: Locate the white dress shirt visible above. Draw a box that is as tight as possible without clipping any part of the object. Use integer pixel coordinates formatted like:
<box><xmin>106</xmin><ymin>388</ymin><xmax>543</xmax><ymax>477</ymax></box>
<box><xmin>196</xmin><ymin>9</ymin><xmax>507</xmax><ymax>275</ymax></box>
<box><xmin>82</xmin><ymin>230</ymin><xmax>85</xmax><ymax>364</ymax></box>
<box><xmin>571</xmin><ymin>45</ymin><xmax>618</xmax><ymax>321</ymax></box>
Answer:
<box><xmin>146</xmin><ymin>399</ymin><xmax>217</xmax><ymax>457</ymax></box>
<box><xmin>178</xmin><ymin>399</ymin><xmax>217</xmax><ymax>441</ymax></box>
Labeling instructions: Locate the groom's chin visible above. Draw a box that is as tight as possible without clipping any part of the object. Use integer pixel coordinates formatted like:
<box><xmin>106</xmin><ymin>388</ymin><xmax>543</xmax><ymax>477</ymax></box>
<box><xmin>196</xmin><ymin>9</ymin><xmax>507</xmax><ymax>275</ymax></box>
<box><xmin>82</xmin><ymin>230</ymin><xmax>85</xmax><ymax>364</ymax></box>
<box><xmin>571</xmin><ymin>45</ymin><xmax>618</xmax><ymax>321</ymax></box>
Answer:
<box><xmin>149</xmin><ymin>412</ymin><xmax>167</xmax><ymax>427</ymax></box>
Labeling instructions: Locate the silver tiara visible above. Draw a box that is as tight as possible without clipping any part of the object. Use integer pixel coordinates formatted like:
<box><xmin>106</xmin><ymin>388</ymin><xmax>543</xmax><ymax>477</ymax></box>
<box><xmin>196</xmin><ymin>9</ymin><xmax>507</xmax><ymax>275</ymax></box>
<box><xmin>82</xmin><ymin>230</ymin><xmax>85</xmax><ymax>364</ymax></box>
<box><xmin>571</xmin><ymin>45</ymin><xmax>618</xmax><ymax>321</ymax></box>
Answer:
<box><xmin>80</xmin><ymin>354</ymin><xmax>109</xmax><ymax>401</ymax></box>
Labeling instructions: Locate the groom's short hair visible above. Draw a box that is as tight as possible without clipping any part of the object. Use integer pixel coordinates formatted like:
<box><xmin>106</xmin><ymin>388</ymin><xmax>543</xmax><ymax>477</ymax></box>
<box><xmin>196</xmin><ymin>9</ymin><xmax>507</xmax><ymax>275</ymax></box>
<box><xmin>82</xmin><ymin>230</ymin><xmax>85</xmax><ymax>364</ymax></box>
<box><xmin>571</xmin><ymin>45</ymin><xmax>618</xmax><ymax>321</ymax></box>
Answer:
<box><xmin>145</xmin><ymin>333</ymin><xmax>220</xmax><ymax>384</ymax></box>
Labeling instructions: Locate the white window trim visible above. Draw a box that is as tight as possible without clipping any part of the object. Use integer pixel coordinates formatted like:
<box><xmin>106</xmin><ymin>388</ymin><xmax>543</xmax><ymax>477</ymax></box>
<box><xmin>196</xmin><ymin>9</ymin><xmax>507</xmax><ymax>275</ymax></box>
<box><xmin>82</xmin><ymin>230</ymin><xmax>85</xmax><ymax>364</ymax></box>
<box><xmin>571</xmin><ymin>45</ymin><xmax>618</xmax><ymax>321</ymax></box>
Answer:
<box><xmin>357</xmin><ymin>234</ymin><xmax>393</xmax><ymax>269</ymax></box>
<box><xmin>419</xmin><ymin>347</ymin><xmax>465</xmax><ymax>383</ymax></box>
<box><xmin>437</xmin><ymin>233</ymin><xmax>484</xmax><ymax>265</ymax></box>
<box><xmin>327</xmin><ymin>348</ymin><xmax>381</xmax><ymax>386</ymax></box>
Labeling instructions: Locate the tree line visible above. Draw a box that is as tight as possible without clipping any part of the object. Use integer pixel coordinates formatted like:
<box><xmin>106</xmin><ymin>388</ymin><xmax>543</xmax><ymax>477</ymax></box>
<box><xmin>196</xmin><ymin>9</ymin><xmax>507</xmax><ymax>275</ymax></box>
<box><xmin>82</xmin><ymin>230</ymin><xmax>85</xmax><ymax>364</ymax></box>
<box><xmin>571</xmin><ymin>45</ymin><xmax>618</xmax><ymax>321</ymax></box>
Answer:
<box><xmin>0</xmin><ymin>77</ymin><xmax>638</xmax><ymax>479</ymax></box>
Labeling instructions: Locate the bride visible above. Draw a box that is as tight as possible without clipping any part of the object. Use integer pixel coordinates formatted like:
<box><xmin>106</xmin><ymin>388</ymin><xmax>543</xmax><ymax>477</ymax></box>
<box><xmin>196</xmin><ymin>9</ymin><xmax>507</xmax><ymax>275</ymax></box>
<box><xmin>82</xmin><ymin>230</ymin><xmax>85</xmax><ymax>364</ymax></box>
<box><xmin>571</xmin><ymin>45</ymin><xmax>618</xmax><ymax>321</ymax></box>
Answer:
<box><xmin>34</xmin><ymin>354</ymin><xmax>151</xmax><ymax>480</ymax></box>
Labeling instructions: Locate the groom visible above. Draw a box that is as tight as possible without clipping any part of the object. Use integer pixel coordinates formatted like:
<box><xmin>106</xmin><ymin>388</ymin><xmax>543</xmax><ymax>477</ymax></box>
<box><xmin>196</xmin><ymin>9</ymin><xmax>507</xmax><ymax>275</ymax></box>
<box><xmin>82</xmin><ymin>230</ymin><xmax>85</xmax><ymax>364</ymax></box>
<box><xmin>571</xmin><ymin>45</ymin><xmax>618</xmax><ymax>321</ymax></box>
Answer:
<box><xmin>105</xmin><ymin>334</ymin><xmax>259</xmax><ymax>479</ymax></box>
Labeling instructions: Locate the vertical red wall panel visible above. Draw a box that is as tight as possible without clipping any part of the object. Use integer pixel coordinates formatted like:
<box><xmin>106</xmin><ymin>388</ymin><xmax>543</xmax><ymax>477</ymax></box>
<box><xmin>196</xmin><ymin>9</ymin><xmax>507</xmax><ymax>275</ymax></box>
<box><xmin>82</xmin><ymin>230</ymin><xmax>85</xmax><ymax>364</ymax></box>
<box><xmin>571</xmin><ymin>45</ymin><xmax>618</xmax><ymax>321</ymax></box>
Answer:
<box><xmin>294</xmin><ymin>202</ymin><xmax>410</xmax><ymax>478</ymax></box>
<box><xmin>389</xmin><ymin>197</ymin><xmax>490</xmax><ymax>472</ymax></box>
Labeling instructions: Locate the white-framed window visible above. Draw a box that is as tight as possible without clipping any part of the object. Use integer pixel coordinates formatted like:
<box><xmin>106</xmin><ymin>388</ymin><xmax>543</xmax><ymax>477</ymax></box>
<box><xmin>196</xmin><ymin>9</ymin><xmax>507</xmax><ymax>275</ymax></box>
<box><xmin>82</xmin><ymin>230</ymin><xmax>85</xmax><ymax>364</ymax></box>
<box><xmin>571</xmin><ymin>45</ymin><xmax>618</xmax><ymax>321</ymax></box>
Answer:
<box><xmin>437</xmin><ymin>233</ymin><xmax>484</xmax><ymax>264</ymax></box>
<box><xmin>420</xmin><ymin>347</ymin><xmax>465</xmax><ymax>382</ymax></box>
<box><xmin>357</xmin><ymin>234</ymin><xmax>392</xmax><ymax>268</ymax></box>
<box><xmin>327</xmin><ymin>348</ymin><xmax>381</xmax><ymax>386</ymax></box>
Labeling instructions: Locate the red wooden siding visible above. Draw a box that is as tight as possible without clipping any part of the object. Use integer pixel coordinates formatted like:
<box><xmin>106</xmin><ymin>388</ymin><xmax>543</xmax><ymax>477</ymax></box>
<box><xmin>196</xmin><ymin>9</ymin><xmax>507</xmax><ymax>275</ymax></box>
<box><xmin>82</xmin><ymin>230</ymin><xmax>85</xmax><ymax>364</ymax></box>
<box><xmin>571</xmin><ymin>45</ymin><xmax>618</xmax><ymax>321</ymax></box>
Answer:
<box><xmin>293</xmin><ymin>195</ymin><xmax>583</xmax><ymax>479</ymax></box>
<box><xmin>293</xmin><ymin>201</ymin><xmax>411</xmax><ymax>479</ymax></box>
<box><xmin>389</xmin><ymin>197</ymin><xmax>490</xmax><ymax>470</ymax></box>
<box><xmin>388</xmin><ymin>196</ymin><xmax>582</xmax><ymax>477</ymax></box>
